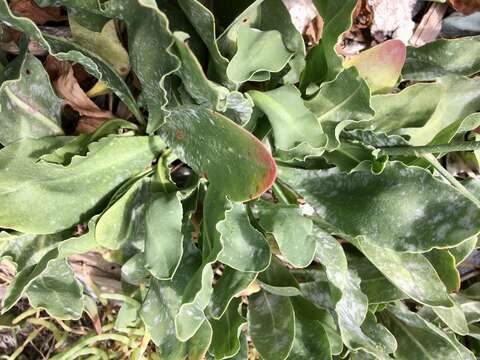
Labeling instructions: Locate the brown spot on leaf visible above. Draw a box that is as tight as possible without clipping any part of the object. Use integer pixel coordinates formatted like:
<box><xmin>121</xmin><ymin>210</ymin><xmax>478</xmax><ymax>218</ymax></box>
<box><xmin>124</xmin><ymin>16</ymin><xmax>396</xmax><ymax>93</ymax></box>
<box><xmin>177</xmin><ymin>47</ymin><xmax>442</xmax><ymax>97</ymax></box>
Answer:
<box><xmin>175</xmin><ymin>130</ymin><xmax>185</xmax><ymax>140</ymax></box>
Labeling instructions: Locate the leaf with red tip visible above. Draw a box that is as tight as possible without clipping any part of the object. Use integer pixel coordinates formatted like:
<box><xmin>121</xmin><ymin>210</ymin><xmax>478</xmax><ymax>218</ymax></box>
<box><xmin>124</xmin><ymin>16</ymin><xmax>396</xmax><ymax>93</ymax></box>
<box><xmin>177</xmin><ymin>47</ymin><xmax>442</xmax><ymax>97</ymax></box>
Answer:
<box><xmin>159</xmin><ymin>106</ymin><xmax>276</xmax><ymax>201</ymax></box>
<box><xmin>344</xmin><ymin>39</ymin><xmax>406</xmax><ymax>94</ymax></box>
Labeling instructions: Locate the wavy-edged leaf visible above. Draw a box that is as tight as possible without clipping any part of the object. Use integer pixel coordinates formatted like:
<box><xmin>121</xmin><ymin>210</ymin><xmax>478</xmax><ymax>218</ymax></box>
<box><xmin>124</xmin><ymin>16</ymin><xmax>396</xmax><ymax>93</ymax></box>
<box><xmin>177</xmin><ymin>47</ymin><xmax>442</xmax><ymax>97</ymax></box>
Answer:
<box><xmin>0</xmin><ymin>136</ymin><xmax>164</xmax><ymax>234</ymax></box>
<box><xmin>172</xmin><ymin>32</ymin><xmax>228</xmax><ymax>111</ymax></box>
<box><xmin>26</xmin><ymin>259</ymin><xmax>83</xmax><ymax>320</ymax></box>
<box><xmin>425</xmin><ymin>249</ymin><xmax>460</xmax><ymax>292</ymax></box>
<box><xmin>145</xmin><ymin>191</ymin><xmax>183</xmax><ymax>279</ymax></box>
<box><xmin>140</xmin><ymin>241</ymin><xmax>212</xmax><ymax>358</ymax></box>
<box><xmin>159</xmin><ymin>106</ymin><xmax>276</xmax><ymax>202</ymax></box>
<box><xmin>0</xmin><ymin>232</ymin><xmax>65</xmax><ymax>272</ymax></box>
<box><xmin>217</xmin><ymin>201</ymin><xmax>270</xmax><ymax>272</ymax></box>
<box><xmin>176</xmin><ymin>0</ymin><xmax>231</xmax><ymax>86</ymax></box>
<box><xmin>313</xmin><ymin>229</ymin><xmax>392</xmax><ymax>358</ymax></box>
<box><xmin>209</xmin><ymin>298</ymin><xmax>245</xmax><ymax>360</ymax></box>
<box><xmin>257</xmin><ymin>201</ymin><xmax>315</xmax><ymax>268</ymax></box>
<box><xmin>405</xmin><ymin>76</ymin><xmax>480</xmax><ymax>145</ymax></box>
<box><xmin>249</xmin><ymin>85</ymin><xmax>326</xmax><ymax>160</ymax></box>
<box><xmin>344</xmin><ymin>39</ymin><xmax>406</xmax><ymax>94</ymax></box>
<box><xmin>290</xmin><ymin>298</ymin><xmax>332</xmax><ymax>360</ymax></box>
<box><xmin>248</xmin><ymin>291</ymin><xmax>295</xmax><ymax>360</ymax></box>
<box><xmin>300</xmin><ymin>0</ymin><xmax>357</xmax><ymax>89</ymax></box>
<box><xmin>2</xmin><ymin>221</ymin><xmax>98</xmax><ymax>312</ymax></box>
<box><xmin>305</xmin><ymin>68</ymin><xmax>373</xmax><ymax>125</ymax></box>
<box><xmin>348</xmin><ymin>256</ymin><xmax>407</xmax><ymax>304</ymax></box>
<box><xmin>258</xmin><ymin>257</ymin><xmax>302</xmax><ymax>297</ymax></box>
<box><xmin>69</xmin><ymin>15</ymin><xmax>130</xmax><ymax>76</ymax></box>
<box><xmin>421</xmin><ymin>298</ymin><xmax>469</xmax><ymax>335</ymax></box>
<box><xmin>101</xmin><ymin>0</ymin><xmax>180</xmax><ymax>132</ymax></box>
<box><xmin>403</xmin><ymin>36</ymin><xmax>480</xmax><ymax>81</ymax></box>
<box><xmin>0</xmin><ymin>1</ymin><xmax>143</xmax><ymax>122</ymax></box>
<box><xmin>210</xmin><ymin>266</ymin><xmax>257</xmax><ymax>319</ymax></box>
<box><xmin>0</xmin><ymin>46</ymin><xmax>63</xmax><ymax>146</ymax></box>
<box><xmin>367</xmin><ymin>83</ymin><xmax>445</xmax><ymax>134</ymax></box>
<box><xmin>381</xmin><ymin>304</ymin><xmax>463</xmax><ymax>360</ymax></box>
<box><xmin>279</xmin><ymin>162</ymin><xmax>480</xmax><ymax>252</ymax></box>
<box><xmin>226</xmin><ymin>26</ymin><xmax>293</xmax><ymax>83</ymax></box>
<box><xmin>354</xmin><ymin>239</ymin><xmax>452</xmax><ymax>307</ymax></box>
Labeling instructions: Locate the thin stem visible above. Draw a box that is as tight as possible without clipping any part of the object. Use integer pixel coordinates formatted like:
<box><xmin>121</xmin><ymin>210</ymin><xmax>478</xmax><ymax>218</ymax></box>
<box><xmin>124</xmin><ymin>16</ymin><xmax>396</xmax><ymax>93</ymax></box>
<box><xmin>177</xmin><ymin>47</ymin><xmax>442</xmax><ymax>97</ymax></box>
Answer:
<box><xmin>378</xmin><ymin>141</ymin><xmax>480</xmax><ymax>156</ymax></box>
<box><xmin>423</xmin><ymin>153</ymin><xmax>480</xmax><ymax>208</ymax></box>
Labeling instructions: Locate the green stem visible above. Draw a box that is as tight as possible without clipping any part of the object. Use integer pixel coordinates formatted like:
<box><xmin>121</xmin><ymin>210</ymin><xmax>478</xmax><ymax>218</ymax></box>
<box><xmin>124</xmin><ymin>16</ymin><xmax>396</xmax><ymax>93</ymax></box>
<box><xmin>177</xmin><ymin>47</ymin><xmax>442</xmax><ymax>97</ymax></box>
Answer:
<box><xmin>378</xmin><ymin>141</ymin><xmax>480</xmax><ymax>156</ymax></box>
<box><xmin>422</xmin><ymin>153</ymin><xmax>480</xmax><ymax>208</ymax></box>
<box><xmin>49</xmin><ymin>333</ymin><xmax>134</xmax><ymax>360</ymax></box>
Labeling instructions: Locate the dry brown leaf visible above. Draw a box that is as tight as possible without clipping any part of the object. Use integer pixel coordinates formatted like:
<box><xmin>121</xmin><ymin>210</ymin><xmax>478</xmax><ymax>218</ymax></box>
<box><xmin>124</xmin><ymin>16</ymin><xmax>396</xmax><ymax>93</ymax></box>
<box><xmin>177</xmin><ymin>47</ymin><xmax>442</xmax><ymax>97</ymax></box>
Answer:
<box><xmin>45</xmin><ymin>57</ymin><xmax>112</xmax><ymax>124</ymax></box>
<box><xmin>75</xmin><ymin>117</ymin><xmax>107</xmax><ymax>134</ymax></box>
<box><xmin>303</xmin><ymin>15</ymin><xmax>324</xmax><ymax>47</ymax></box>
<box><xmin>10</xmin><ymin>0</ymin><xmax>64</xmax><ymax>25</ymax></box>
<box><xmin>410</xmin><ymin>3</ymin><xmax>448</xmax><ymax>47</ymax></box>
<box><xmin>449</xmin><ymin>0</ymin><xmax>480</xmax><ymax>15</ymax></box>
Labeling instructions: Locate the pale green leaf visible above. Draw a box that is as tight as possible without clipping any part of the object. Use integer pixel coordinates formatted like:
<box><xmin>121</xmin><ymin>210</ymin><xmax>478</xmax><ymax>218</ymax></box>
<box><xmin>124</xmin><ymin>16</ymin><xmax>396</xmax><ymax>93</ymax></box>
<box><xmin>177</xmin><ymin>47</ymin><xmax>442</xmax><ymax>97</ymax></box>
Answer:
<box><xmin>209</xmin><ymin>298</ymin><xmax>245</xmax><ymax>360</ymax></box>
<box><xmin>226</xmin><ymin>26</ymin><xmax>293</xmax><ymax>83</ymax></box>
<box><xmin>381</xmin><ymin>304</ymin><xmax>463</xmax><ymax>360</ymax></box>
<box><xmin>248</xmin><ymin>291</ymin><xmax>295</xmax><ymax>360</ymax></box>
<box><xmin>403</xmin><ymin>36</ymin><xmax>480</xmax><ymax>81</ymax></box>
<box><xmin>0</xmin><ymin>136</ymin><xmax>164</xmax><ymax>234</ymax></box>
<box><xmin>26</xmin><ymin>259</ymin><xmax>83</xmax><ymax>320</ymax></box>
<box><xmin>217</xmin><ymin>201</ymin><xmax>270</xmax><ymax>272</ymax></box>
<box><xmin>257</xmin><ymin>202</ymin><xmax>315</xmax><ymax>268</ymax></box>
<box><xmin>249</xmin><ymin>85</ymin><xmax>326</xmax><ymax>160</ymax></box>
<box><xmin>279</xmin><ymin>162</ymin><xmax>480</xmax><ymax>252</ymax></box>
<box><xmin>209</xmin><ymin>266</ymin><xmax>257</xmax><ymax>319</ymax></box>
<box><xmin>0</xmin><ymin>47</ymin><xmax>63</xmax><ymax>146</ymax></box>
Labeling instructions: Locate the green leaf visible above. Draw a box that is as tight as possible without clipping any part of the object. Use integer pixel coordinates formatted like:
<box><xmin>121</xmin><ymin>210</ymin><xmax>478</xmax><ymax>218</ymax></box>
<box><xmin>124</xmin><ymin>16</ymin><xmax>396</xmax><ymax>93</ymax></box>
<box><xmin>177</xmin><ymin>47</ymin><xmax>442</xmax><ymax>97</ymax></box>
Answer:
<box><xmin>354</xmin><ymin>239</ymin><xmax>452</xmax><ymax>307</ymax></box>
<box><xmin>348</xmin><ymin>255</ymin><xmax>407</xmax><ymax>304</ymax></box>
<box><xmin>367</xmin><ymin>83</ymin><xmax>445</xmax><ymax>134</ymax></box>
<box><xmin>402</xmin><ymin>36</ymin><xmax>480</xmax><ymax>81</ymax></box>
<box><xmin>279</xmin><ymin>162</ymin><xmax>480</xmax><ymax>252</ymax></box>
<box><xmin>101</xmin><ymin>0</ymin><xmax>180</xmax><ymax>132</ymax></box>
<box><xmin>40</xmin><ymin>119</ymin><xmax>137</xmax><ymax>166</ymax></box>
<box><xmin>69</xmin><ymin>16</ymin><xmax>130</xmax><ymax>76</ymax></box>
<box><xmin>300</xmin><ymin>0</ymin><xmax>357</xmax><ymax>89</ymax></box>
<box><xmin>0</xmin><ymin>232</ymin><xmax>66</xmax><ymax>271</ymax></box>
<box><xmin>26</xmin><ymin>259</ymin><xmax>83</xmax><ymax>320</ymax></box>
<box><xmin>248</xmin><ymin>291</ymin><xmax>295</xmax><ymax>360</ymax></box>
<box><xmin>0</xmin><ymin>136</ymin><xmax>165</xmax><ymax>234</ymax></box>
<box><xmin>217</xmin><ymin>201</ymin><xmax>270</xmax><ymax>272</ymax></box>
<box><xmin>121</xmin><ymin>253</ymin><xmax>149</xmax><ymax>286</ymax></box>
<box><xmin>159</xmin><ymin>106</ymin><xmax>276</xmax><ymax>202</ymax></box>
<box><xmin>226</xmin><ymin>26</ymin><xmax>293</xmax><ymax>83</ymax></box>
<box><xmin>290</xmin><ymin>301</ymin><xmax>332</xmax><ymax>360</ymax></box>
<box><xmin>140</xmin><ymin>241</ymin><xmax>212</xmax><ymax>358</ymax></box>
<box><xmin>172</xmin><ymin>32</ymin><xmax>228</xmax><ymax>111</ymax></box>
<box><xmin>0</xmin><ymin>46</ymin><xmax>63</xmax><ymax>146</ymax></box>
<box><xmin>209</xmin><ymin>266</ymin><xmax>257</xmax><ymax>319</ymax></box>
<box><xmin>249</xmin><ymin>85</ymin><xmax>326</xmax><ymax>160</ymax></box>
<box><xmin>305</xmin><ymin>68</ymin><xmax>374</xmax><ymax>125</ymax></box>
<box><xmin>424</xmin><ymin>298</ymin><xmax>469</xmax><ymax>335</ymax></box>
<box><xmin>344</xmin><ymin>39</ymin><xmax>406</xmax><ymax>94</ymax></box>
<box><xmin>209</xmin><ymin>298</ymin><xmax>245</xmax><ymax>359</ymax></box>
<box><xmin>449</xmin><ymin>236</ymin><xmax>477</xmax><ymax>265</ymax></box>
<box><xmin>258</xmin><ymin>257</ymin><xmax>302</xmax><ymax>297</ymax></box>
<box><xmin>381</xmin><ymin>304</ymin><xmax>464</xmax><ymax>360</ymax></box>
<box><xmin>95</xmin><ymin>177</ymin><xmax>147</xmax><ymax>250</ymax></box>
<box><xmin>177</xmin><ymin>0</ymin><xmax>230</xmax><ymax>86</ymax></box>
<box><xmin>403</xmin><ymin>76</ymin><xmax>480</xmax><ymax>146</ymax></box>
<box><xmin>257</xmin><ymin>201</ymin><xmax>315</xmax><ymax>268</ymax></box>
<box><xmin>0</xmin><ymin>1</ymin><xmax>143</xmax><ymax>122</ymax></box>
<box><xmin>313</xmin><ymin>229</ymin><xmax>392</xmax><ymax>358</ymax></box>
<box><xmin>2</xmin><ymin>222</ymin><xmax>98</xmax><ymax>312</ymax></box>
<box><xmin>425</xmin><ymin>250</ymin><xmax>460</xmax><ymax>292</ymax></box>
<box><xmin>145</xmin><ymin>191</ymin><xmax>184</xmax><ymax>279</ymax></box>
